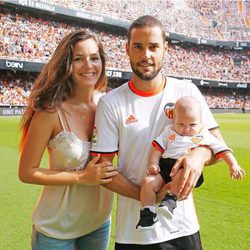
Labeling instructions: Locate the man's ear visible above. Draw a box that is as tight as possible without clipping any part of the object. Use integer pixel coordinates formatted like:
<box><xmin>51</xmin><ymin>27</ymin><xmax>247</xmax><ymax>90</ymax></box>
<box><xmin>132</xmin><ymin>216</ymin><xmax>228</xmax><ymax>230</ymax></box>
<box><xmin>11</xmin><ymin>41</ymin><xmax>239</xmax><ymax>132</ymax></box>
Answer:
<box><xmin>126</xmin><ymin>43</ymin><xmax>130</xmax><ymax>56</ymax></box>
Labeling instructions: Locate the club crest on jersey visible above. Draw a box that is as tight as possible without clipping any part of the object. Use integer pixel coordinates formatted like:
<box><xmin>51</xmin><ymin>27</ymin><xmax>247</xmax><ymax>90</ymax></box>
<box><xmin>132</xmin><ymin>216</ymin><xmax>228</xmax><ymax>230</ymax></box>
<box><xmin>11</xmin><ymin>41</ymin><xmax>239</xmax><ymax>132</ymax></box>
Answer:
<box><xmin>91</xmin><ymin>125</ymin><xmax>98</xmax><ymax>145</ymax></box>
<box><xmin>168</xmin><ymin>133</ymin><xmax>176</xmax><ymax>141</ymax></box>
<box><xmin>125</xmin><ymin>114</ymin><xmax>138</xmax><ymax>124</ymax></box>
<box><xmin>191</xmin><ymin>135</ymin><xmax>203</xmax><ymax>145</ymax></box>
<box><xmin>164</xmin><ymin>102</ymin><xmax>175</xmax><ymax>119</ymax></box>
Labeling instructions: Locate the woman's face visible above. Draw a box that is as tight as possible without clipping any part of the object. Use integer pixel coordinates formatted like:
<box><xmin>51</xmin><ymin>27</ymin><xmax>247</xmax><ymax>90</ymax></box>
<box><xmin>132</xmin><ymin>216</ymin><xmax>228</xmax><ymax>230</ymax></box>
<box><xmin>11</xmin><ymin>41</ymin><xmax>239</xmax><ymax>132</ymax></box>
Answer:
<box><xmin>71</xmin><ymin>38</ymin><xmax>102</xmax><ymax>89</ymax></box>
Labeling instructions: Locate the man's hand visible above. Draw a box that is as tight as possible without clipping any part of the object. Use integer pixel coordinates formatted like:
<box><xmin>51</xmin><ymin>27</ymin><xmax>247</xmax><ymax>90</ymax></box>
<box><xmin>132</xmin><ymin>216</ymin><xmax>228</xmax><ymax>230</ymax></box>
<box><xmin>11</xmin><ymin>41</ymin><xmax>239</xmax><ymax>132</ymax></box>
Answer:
<box><xmin>170</xmin><ymin>147</ymin><xmax>211</xmax><ymax>200</ymax></box>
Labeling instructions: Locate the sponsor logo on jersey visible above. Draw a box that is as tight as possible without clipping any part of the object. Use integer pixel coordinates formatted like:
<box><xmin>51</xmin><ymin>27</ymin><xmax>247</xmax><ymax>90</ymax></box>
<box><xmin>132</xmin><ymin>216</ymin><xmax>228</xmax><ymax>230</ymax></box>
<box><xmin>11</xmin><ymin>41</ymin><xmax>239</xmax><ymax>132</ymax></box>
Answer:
<box><xmin>164</xmin><ymin>102</ymin><xmax>175</xmax><ymax>119</ymax></box>
<box><xmin>125</xmin><ymin>114</ymin><xmax>138</xmax><ymax>124</ymax></box>
<box><xmin>191</xmin><ymin>135</ymin><xmax>203</xmax><ymax>145</ymax></box>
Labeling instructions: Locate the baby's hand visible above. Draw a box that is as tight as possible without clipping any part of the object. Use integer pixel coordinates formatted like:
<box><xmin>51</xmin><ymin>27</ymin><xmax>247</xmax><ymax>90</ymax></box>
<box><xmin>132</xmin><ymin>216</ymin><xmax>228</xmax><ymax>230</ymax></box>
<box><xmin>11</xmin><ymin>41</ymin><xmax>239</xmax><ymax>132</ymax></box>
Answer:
<box><xmin>229</xmin><ymin>164</ymin><xmax>246</xmax><ymax>180</ymax></box>
<box><xmin>147</xmin><ymin>164</ymin><xmax>160</xmax><ymax>175</ymax></box>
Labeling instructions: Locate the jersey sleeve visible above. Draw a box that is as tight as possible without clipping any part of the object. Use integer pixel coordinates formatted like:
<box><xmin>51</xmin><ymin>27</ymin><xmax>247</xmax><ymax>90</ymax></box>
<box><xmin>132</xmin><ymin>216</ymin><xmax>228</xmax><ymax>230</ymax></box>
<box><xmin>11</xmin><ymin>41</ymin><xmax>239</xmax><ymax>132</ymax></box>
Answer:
<box><xmin>200</xmin><ymin>129</ymin><xmax>232</xmax><ymax>159</ymax></box>
<box><xmin>152</xmin><ymin>125</ymin><xmax>171</xmax><ymax>153</ymax></box>
<box><xmin>90</xmin><ymin>97</ymin><xmax>118</xmax><ymax>156</ymax></box>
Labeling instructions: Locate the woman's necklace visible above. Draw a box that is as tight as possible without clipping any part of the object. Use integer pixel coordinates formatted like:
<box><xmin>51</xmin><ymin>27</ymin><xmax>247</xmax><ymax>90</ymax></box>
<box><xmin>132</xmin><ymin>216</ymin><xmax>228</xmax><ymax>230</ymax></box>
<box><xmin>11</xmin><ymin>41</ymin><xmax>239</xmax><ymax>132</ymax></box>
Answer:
<box><xmin>79</xmin><ymin>104</ymin><xmax>89</xmax><ymax>120</ymax></box>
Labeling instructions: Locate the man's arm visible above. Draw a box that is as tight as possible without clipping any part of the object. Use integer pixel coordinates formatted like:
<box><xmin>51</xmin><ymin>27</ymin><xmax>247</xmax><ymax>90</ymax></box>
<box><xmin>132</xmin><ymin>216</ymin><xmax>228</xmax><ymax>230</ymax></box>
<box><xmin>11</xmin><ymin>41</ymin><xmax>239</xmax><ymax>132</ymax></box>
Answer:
<box><xmin>170</xmin><ymin>128</ymin><xmax>223</xmax><ymax>199</ymax></box>
<box><xmin>99</xmin><ymin>155</ymin><xmax>141</xmax><ymax>200</ymax></box>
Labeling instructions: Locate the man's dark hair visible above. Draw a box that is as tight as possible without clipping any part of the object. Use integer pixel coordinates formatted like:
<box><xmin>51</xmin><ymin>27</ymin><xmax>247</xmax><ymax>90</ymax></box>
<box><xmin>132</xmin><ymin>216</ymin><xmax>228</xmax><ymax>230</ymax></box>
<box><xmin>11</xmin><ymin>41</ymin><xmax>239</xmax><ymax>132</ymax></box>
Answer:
<box><xmin>128</xmin><ymin>15</ymin><xmax>166</xmax><ymax>44</ymax></box>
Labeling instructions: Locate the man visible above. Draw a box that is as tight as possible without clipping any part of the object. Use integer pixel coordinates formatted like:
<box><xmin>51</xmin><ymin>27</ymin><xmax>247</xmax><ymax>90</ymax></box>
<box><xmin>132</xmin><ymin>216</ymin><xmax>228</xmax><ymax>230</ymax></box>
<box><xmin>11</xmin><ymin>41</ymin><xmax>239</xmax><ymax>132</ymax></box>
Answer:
<box><xmin>91</xmin><ymin>15</ymin><xmax>222</xmax><ymax>249</ymax></box>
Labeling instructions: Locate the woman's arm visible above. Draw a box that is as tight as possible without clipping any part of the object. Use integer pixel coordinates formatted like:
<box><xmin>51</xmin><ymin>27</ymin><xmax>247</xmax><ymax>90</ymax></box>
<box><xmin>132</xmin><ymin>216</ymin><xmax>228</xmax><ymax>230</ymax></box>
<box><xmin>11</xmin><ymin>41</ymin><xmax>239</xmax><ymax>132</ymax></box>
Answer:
<box><xmin>18</xmin><ymin>111</ymin><xmax>117</xmax><ymax>186</ymax></box>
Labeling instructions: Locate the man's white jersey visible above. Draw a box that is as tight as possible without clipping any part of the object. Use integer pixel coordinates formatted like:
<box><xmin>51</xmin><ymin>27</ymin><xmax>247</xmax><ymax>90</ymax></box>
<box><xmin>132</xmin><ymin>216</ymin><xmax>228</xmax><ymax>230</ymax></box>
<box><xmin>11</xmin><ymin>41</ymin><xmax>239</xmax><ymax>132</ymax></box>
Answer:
<box><xmin>91</xmin><ymin>76</ymin><xmax>218</xmax><ymax>244</ymax></box>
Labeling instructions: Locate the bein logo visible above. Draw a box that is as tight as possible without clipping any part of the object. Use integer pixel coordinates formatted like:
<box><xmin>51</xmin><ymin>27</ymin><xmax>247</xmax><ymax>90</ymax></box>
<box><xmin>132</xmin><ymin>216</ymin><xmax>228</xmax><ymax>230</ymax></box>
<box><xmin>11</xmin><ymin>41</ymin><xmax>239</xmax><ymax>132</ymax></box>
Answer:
<box><xmin>5</xmin><ymin>60</ymin><xmax>24</xmax><ymax>69</ymax></box>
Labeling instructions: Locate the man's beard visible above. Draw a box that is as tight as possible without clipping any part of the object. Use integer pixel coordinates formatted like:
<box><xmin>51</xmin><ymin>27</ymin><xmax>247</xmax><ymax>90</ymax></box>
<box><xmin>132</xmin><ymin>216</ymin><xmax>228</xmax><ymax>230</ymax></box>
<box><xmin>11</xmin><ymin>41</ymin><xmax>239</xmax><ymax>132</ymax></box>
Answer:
<box><xmin>131</xmin><ymin>61</ymin><xmax>162</xmax><ymax>81</ymax></box>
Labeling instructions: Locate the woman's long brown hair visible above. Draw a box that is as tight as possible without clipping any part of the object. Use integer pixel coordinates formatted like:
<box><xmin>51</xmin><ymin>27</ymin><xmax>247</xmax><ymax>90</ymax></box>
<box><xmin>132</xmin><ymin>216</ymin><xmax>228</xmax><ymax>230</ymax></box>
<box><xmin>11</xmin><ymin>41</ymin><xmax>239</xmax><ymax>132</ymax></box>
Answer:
<box><xmin>19</xmin><ymin>29</ymin><xmax>107</xmax><ymax>150</ymax></box>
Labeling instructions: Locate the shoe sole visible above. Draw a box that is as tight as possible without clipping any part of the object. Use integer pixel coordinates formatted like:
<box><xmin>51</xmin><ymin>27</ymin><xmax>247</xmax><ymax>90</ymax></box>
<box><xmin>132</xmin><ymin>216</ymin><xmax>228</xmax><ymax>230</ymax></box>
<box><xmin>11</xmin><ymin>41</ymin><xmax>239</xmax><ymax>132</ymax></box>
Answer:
<box><xmin>136</xmin><ymin>221</ymin><xmax>161</xmax><ymax>231</ymax></box>
<box><xmin>157</xmin><ymin>207</ymin><xmax>173</xmax><ymax>220</ymax></box>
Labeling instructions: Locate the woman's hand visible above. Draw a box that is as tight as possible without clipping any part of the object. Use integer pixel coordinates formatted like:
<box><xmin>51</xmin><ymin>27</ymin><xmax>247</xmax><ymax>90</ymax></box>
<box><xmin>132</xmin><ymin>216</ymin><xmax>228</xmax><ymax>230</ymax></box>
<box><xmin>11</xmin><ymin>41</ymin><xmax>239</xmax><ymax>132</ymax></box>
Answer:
<box><xmin>77</xmin><ymin>154</ymin><xmax>118</xmax><ymax>185</ymax></box>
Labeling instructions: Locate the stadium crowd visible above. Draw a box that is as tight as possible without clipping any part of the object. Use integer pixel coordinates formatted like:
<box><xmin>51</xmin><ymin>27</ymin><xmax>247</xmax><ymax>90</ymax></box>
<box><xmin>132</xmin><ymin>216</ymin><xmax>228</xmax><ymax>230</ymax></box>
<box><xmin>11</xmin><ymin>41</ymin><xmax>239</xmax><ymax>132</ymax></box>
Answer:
<box><xmin>163</xmin><ymin>44</ymin><xmax>249</xmax><ymax>82</ymax></box>
<box><xmin>0</xmin><ymin>71</ymin><xmax>34</xmax><ymax>106</ymax></box>
<box><xmin>201</xmin><ymin>87</ymin><xmax>250</xmax><ymax>109</ymax></box>
<box><xmin>1</xmin><ymin>7</ymin><xmax>249</xmax><ymax>82</ymax></box>
<box><xmin>46</xmin><ymin>0</ymin><xmax>250</xmax><ymax>41</ymax></box>
<box><xmin>0</xmin><ymin>7</ymin><xmax>130</xmax><ymax>68</ymax></box>
<box><xmin>1</xmin><ymin>71</ymin><xmax>250</xmax><ymax>110</ymax></box>
<box><xmin>0</xmin><ymin>3</ymin><xmax>249</xmax><ymax>109</ymax></box>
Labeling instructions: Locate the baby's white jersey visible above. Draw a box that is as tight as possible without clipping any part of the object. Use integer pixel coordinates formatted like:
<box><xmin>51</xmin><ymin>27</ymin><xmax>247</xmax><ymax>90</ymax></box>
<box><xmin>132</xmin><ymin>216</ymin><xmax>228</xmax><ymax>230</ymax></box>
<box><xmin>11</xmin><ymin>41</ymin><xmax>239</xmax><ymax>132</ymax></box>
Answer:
<box><xmin>91</xmin><ymin>76</ymin><xmax>218</xmax><ymax>244</ymax></box>
<box><xmin>154</xmin><ymin>125</ymin><xmax>231</xmax><ymax>160</ymax></box>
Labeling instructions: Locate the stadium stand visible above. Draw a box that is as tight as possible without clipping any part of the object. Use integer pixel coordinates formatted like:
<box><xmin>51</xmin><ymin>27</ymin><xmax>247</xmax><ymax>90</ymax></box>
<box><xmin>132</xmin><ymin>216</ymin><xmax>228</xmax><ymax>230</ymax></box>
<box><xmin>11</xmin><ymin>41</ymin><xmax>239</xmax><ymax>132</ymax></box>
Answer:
<box><xmin>0</xmin><ymin>1</ymin><xmax>249</xmax><ymax>112</ymax></box>
<box><xmin>0</xmin><ymin>71</ymin><xmax>35</xmax><ymax>106</ymax></box>
<box><xmin>1</xmin><ymin>71</ymin><xmax>249</xmax><ymax>110</ymax></box>
<box><xmin>201</xmin><ymin>87</ymin><xmax>250</xmax><ymax>109</ymax></box>
<box><xmin>30</xmin><ymin>0</ymin><xmax>250</xmax><ymax>41</ymax></box>
<box><xmin>1</xmin><ymin>7</ymin><xmax>249</xmax><ymax>81</ymax></box>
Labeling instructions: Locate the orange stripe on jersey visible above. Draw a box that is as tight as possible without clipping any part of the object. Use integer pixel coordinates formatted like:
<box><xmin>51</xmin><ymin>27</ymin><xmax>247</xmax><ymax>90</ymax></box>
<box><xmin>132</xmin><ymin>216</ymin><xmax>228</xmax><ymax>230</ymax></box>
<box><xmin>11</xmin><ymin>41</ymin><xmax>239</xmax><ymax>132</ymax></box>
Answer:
<box><xmin>128</xmin><ymin>80</ymin><xmax>165</xmax><ymax>97</ymax></box>
<box><xmin>90</xmin><ymin>151</ymin><xmax>118</xmax><ymax>157</ymax></box>
<box><xmin>152</xmin><ymin>141</ymin><xmax>164</xmax><ymax>153</ymax></box>
<box><xmin>215</xmin><ymin>150</ymin><xmax>231</xmax><ymax>159</ymax></box>
<box><xmin>197</xmin><ymin>145</ymin><xmax>211</xmax><ymax>149</ymax></box>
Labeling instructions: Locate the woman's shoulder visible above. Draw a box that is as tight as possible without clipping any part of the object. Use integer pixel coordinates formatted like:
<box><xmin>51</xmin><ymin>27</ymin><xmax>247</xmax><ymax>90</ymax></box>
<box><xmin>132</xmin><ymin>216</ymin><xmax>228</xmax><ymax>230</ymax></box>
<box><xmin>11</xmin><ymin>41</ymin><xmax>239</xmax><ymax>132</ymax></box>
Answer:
<box><xmin>32</xmin><ymin>108</ymin><xmax>57</xmax><ymax>120</ymax></box>
<box><xmin>31</xmin><ymin>109</ymin><xmax>58</xmax><ymax>131</ymax></box>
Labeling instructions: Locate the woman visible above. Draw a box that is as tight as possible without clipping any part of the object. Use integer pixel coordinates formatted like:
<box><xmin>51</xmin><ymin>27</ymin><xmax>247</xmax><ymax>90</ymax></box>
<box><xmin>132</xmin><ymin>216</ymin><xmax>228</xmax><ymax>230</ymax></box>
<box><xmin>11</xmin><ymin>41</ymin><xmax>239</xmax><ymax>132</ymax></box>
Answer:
<box><xmin>18</xmin><ymin>30</ymin><xmax>118</xmax><ymax>250</ymax></box>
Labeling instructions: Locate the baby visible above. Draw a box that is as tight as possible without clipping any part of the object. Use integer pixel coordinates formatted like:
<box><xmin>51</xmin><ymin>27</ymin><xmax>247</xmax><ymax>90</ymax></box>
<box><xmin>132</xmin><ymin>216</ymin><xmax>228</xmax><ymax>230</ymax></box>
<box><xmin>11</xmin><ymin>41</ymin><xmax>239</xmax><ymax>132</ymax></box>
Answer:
<box><xmin>136</xmin><ymin>96</ymin><xmax>246</xmax><ymax>230</ymax></box>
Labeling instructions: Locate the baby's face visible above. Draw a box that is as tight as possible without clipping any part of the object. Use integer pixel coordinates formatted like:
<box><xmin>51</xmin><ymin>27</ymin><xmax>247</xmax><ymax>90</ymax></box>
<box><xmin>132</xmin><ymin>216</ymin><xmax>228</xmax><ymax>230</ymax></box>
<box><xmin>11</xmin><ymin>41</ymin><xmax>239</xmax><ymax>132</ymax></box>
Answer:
<box><xmin>174</xmin><ymin>111</ymin><xmax>202</xmax><ymax>136</ymax></box>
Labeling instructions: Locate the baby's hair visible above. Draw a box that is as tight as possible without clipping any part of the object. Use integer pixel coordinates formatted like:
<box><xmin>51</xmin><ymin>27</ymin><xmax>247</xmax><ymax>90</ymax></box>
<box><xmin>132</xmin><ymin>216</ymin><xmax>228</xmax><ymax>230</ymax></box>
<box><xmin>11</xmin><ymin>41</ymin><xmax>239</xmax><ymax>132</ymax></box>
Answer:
<box><xmin>174</xmin><ymin>96</ymin><xmax>203</xmax><ymax>122</ymax></box>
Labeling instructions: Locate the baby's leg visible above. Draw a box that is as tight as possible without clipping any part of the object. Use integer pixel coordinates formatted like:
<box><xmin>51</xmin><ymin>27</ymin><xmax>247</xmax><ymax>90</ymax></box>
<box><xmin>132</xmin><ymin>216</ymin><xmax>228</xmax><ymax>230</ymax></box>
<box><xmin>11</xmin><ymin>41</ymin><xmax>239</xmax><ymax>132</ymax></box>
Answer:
<box><xmin>140</xmin><ymin>174</ymin><xmax>164</xmax><ymax>207</ymax></box>
<box><xmin>137</xmin><ymin>174</ymin><xmax>163</xmax><ymax>229</ymax></box>
<box><xmin>158</xmin><ymin>168</ymin><xmax>184</xmax><ymax>219</ymax></box>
